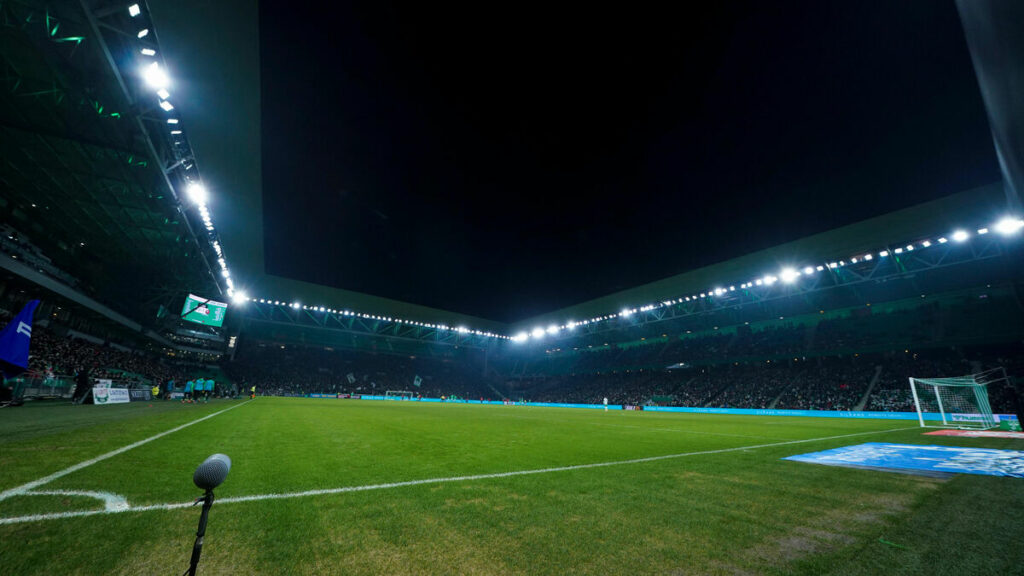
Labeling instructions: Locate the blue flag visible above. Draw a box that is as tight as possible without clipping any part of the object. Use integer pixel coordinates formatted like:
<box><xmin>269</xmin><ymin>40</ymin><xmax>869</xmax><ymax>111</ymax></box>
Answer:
<box><xmin>0</xmin><ymin>300</ymin><xmax>39</xmax><ymax>379</ymax></box>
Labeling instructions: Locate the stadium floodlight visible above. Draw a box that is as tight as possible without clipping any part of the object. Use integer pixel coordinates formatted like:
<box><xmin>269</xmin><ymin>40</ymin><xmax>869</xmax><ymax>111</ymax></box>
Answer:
<box><xmin>157</xmin><ymin>88</ymin><xmax>170</xmax><ymax>100</ymax></box>
<box><xmin>879</xmin><ymin>250</ymin><xmax>889</xmax><ymax>257</ymax></box>
<box><xmin>141</xmin><ymin>48</ymin><xmax>156</xmax><ymax>56</ymax></box>
<box><xmin>137</xmin><ymin>28</ymin><xmax>149</xmax><ymax>38</ymax></box>
<box><xmin>938</xmin><ymin>237</ymin><xmax>948</xmax><ymax>243</ymax></box>
<box><xmin>142</xmin><ymin>62</ymin><xmax>169</xmax><ymax>90</ymax></box>
<box><xmin>232</xmin><ymin>291</ymin><xmax>247</xmax><ymax>304</ymax></box>
<box><xmin>978</xmin><ymin>228</ymin><xmax>989</xmax><ymax>235</ymax></box>
<box><xmin>779</xmin><ymin>267</ymin><xmax>799</xmax><ymax>284</ymax></box>
<box><xmin>995</xmin><ymin>217</ymin><xmax>1024</xmax><ymax>236</ymax></box>
<box><xmin>159</xmin><ymin>100</ymin><xmax>174</xmax><ymax>111</ymax></box>
<box><xmin>952</xmin><ymin>229</ymin><xmax>970</xmax><ymax>242</ymax></box>
<box><xmin>531</xmin><ymin>327</ymin><xmax>545</xmax><ymax>339</ymax></box>
<box><xmin>186</xmin><ymin>183</ymin><xmax>207</xmax><ymax>205</ymax></box>
<box><xmin>905</xmin><ymin>245</ymin><xmax>913</xmax><ymax>251</ymax></box>
<box><xmin>167</xmin><ymin>118</ymin><xmax>179</xmax><ymax>124</ymax></box>
<box><xmin>171</xmin><ymin>130</ymin><xmax>182</xmax><ymax>135</ymax></box>
<box><xmin>921</xmin><ymin>240</ymin><xmax>931</xmax><ymax>247</ymax></box>
<box><xmin>894</xmin><ymin>248</ymin><xmax>903</xmax><ymax>254</ymax></box>
<box><xmin>546</xmin><ymin>325</ymin><xmax>559</xmax><ymax>335</ymax></box>
<box><xmin>816</xmin><ymin>265</ymin><xmax>824</xmax><ymax>271</ymax></box>
<box><xmin>221</xmin><ymin>270</ymin><xmax>229</xmax><ymax>278</ymax></box>
<box><xmin>128</xmin><ymin>3</ymin><xmax>141</xmax><ymax>16</ymax></box>
<box><xmin>864</xmin><ymin>253</ymin><xmax>873</xmax><ymax>261</ymax></box>
<box><xmin>620</xmin><ymin>308</ymin><xmax>633</xmax><ymax>317</ymax></box>
<box><xmin>803</xmin><ymin>266</ymin><xmax>814</xmax><ymax>275</ymax></box>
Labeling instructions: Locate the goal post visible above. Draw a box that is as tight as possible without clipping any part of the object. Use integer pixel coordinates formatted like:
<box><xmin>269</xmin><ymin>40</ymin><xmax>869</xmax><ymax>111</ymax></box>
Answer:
<box><xmin>909</xmin><ymin>369</ymin><xmax>1003</xmax><ymax>429</ymax></box>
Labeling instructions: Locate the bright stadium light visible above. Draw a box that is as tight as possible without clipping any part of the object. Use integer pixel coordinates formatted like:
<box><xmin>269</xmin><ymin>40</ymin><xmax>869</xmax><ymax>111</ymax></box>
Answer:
<box><xmin>141</xmin><ymin>48</ymin><xmax>156</xmax><ymax>56</ymax></box>
<box><xmin>531</xmin><ymin>327</ymin><xmax>545</xmax><ymax>339</ymax></box>
<box><xmin>938</xmin><ymin>237</ymin><xmax>948</xmax><ymax>243</ymax></box>
<box><xmin>128</xmin><ymin>4</ymin><xmax>141</xmax><ymax>16</ymax></box>
<box><xmin>232</xmin><ymin>291</ymin><xmax>248</xmax><ymax>304</ymax></box>
<box><xmin>186</xmin><ymin>183</ymin><xmax>207</xmax><ymax>205</ymax></box>
<box><xmin>157</xmin><ymin>88</ymin><xmax>170</xmax><ymax>100</ymax></box>
<box><xmin>159</xmin><ymin>100</ymin><xmax>174</xmax><ymax>111</ymax></box>
<box><xmin>952</xmin><ymin>229</ymin><xmax>970</xmax><ymax>242</ymax></box>
<box><xmin>546</xmin><ymin>325</ymin><xmax>559</xmax><ymax>335</ymax></box>
<box><xmin>142</xmin><ymin>62</ymin><xmax>169</xmax><ymax>90</ymax></box>
<box><xmin>620</xmin><ymin>308</ymin><xmax>633</xmax><ymax>317</ymax></box>
<box><xmin>879</xmin><ymin>251</ymin><xmax>889</xmax><ymax>257</ymax></box>
<box><xmin>137</xmin><ymin>28</ymin><xmax>149</xmax><ymax>38</ymax></box>
<box><xmin>512</xmin><ymin>332</ymin><xmax>528</xmax><ymax>343</ymax></box>
<box><xmin>779</xmin><ymin>267</ymin><xmax>799</xmax><ymax>284</ymax></box>
<box><xmin>803</xmin><ymin>266</ymin><xmax>814</xmax><ymax>275</ymax></box>
<box><xmin>995</xmin><ymin>216</ymin><xmax>1024</xmax><ymax>236</ymax></box>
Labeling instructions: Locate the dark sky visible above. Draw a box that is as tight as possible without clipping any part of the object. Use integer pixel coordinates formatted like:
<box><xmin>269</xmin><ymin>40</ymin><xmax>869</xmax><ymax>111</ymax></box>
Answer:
<box><xmin>259</xmin><ymin>1</ymin><xmax>999</xmax><ymax>323</ymax></box>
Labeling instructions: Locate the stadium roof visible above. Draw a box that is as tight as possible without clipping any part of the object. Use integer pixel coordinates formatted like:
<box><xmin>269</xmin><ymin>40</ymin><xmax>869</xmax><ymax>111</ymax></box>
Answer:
<box><xmin>91</xmin><ymin>1</ymin><xmax>1022</xmax><ymax>344</ymax></box>
<box><xmin>0</xmin><ymin>0</ymin><xmax>225</xmax><ymax>328</ymax></box>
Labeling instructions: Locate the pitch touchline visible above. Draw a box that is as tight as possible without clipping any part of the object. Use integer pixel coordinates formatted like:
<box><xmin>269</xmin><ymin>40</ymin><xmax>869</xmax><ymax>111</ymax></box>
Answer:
<box><xmin>0</xmin><ymin>425</ymin><xmax>916</xmax><ymax>525</ymax></box>
<box><xmin>0</xmin><ymin>401</ymin><xmax>251</xmax><ymax>503</ymax></box>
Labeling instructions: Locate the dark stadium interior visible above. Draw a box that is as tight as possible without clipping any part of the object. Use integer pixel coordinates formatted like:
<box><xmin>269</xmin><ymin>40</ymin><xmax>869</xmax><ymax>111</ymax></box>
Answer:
<box><xmin>1</xmin><ymin>1</ymin><xmax>1024</xmax><ymax>572</ymax></box>
<box><xmin>259</xmin><ymin>1</ymin><xmax>1000</xmax><ymax>321</ymax></box>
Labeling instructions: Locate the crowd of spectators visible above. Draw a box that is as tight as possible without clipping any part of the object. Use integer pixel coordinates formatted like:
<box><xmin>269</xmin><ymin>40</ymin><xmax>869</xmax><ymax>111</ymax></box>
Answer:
<box><xmin>224</xmin><ymin>341</ymin><xmax>499</xmax><ymax>400</ymax></box>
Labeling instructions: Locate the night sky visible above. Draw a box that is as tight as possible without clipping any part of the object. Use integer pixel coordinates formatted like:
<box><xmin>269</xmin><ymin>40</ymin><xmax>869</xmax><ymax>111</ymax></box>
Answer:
<box><xmin>260</xmin><ymin>1</ymin><xmax>999</xmax><ymax>322</ymax></box>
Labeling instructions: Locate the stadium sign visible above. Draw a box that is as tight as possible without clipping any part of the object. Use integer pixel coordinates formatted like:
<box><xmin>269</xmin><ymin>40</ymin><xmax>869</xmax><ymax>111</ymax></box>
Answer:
<box><xmin>93</xmin><ymin>383</ymin><xmax>130</xmax><ymax>405</ymax></box>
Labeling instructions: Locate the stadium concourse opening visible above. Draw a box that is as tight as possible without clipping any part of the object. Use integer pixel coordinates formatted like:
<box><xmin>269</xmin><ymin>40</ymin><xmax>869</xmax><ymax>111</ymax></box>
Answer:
<box><xmin>2</xmin><ymin>0</ymin><xmax>1024</xmax><ymax>574</ymax></box>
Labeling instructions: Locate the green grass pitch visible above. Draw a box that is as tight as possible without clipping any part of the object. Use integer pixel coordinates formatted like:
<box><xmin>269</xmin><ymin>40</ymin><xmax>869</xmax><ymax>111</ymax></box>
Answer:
<box><xmin>1</xmin><ymin>397</ymin><xmax>1021</xmax><ymax>575</ymax></box>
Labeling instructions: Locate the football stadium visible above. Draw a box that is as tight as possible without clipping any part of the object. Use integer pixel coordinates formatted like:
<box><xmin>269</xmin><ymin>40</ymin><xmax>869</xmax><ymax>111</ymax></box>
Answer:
<box><xmin>1</xmin><ymin>1</ymin><xmax>1023</xmax><ymax>574</ymax></box>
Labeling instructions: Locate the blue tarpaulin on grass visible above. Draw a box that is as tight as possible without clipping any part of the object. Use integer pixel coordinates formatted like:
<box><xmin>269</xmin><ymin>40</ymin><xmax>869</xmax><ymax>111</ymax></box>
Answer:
<box><xmin>784</xmin><ymin>443</ymin><xmax>1024</xmax><ymax>477</ymax></box>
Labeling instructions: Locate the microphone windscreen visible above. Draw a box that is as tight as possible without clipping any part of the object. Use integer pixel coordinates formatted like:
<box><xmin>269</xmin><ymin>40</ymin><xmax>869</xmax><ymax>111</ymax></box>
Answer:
<box><xmin>193</xmin><ymin>453</ymin><xmax>231</xmax><ymax>490</ymax></box>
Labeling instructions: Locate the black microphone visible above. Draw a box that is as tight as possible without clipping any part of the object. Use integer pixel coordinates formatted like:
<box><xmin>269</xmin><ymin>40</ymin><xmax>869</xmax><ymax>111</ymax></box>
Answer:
<box><xmin>184</xmin><ymin>454</ymin><xmax>231</xmax><ymax>576</ymax></box>
<box><xmin>193</xmin><ymin>453</ymin><xmax>231</xmax><ymax>491</ymax></box>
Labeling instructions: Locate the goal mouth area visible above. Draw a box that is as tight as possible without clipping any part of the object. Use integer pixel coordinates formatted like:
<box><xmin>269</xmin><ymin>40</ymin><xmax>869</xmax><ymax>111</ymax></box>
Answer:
<box><xmin>909</xmin><ymin>370</ymin><xmax>1003</xmax><ymax>430</ymax></box>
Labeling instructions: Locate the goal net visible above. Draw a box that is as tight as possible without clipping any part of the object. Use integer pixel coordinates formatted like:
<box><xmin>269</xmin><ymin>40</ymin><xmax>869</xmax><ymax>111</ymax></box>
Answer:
<box><xmin>385</xmin><ymin>390</ymin><xmax>415</xmax><ymax>400</ymax></box>
<box><xmin>909</xmin><ymin>368</ymin><xmax>1004</xmax><ymax>429</ymax></box>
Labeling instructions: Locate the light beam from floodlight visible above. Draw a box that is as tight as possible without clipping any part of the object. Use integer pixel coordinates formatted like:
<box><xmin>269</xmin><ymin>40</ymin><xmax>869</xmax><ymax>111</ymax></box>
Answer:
<box><xmin>952</xmin><ymin>229</ymin><xmax>969</xmax><ymax>242</ymax></box>
<box><xmin>186</xmin><ymin>183</ymin><xmax>207</xmax><ymax>205</ymax></box>
<box><xmin>142</xmin><ymin>62</ymin><xmax>169</xmax><ymax>90</ymax></box>
<box><xmin>995</xmin><ymin>217</ymin><xmax>1024</xmax><ymax>236</ymax></box>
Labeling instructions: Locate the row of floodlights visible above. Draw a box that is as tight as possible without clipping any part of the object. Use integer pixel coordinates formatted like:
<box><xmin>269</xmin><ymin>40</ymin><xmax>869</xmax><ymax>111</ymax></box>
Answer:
<box><xmin>129</xmin><ymin>3</ymin><xmax>235</xmax><ymax>298</ymax></box>
<box><xmin>509</xmin><ymin>217</ymin><xmax>1024</xmax><ymax>343</ymax></box>
<box><xmin>231</xmin><ymin>294</ymin><xmax>510</xmax><ymax>340</ymax></box>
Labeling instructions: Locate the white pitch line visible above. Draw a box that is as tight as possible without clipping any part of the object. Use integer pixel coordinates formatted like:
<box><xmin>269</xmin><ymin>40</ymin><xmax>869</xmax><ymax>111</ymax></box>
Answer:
<box><xmin>0</xmin><ymin>401</ymin><xmax>250</xmax><ymax>503</ymax></box>
<box><xmin>25</xmin><ymin>490</ymin><xmax>129</xmax><ymax>512</ymax></box>
<box><xmin>0</xmin><ymin>424</ymin><xmax>917</xmax><ymax>525</ymax></box>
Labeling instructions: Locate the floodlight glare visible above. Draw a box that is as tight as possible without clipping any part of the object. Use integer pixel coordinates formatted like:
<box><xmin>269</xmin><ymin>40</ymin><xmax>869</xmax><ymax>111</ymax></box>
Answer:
<box><xmin>779</xmin><ymin>267</ymin><xmax>799</xmax><ymax>284</ymax></box>
<box><xmin>141</xmin><ymin>48</ymin><xmax>156</xmax><ymax>56</ymax></box>
<box><xmin>803</xmin><ymin>266</ymin><xmax>814</xmax><ymax>275</ymax></box>
<box><xmin>186</xmin><ymin>183</ymin><xmax>208</xmax><ymax>205</ymax></box>
<box><xmin>531</xmin><ymin>327</ymin><xmax>545</xmax><ymax>339</ymax></box>
<box><xmin>546</xmin><ymin>325</ymin><xmax>559</xmax><ymax>334</ymax></box>
<box><xmin>995</xmin><ymin>217</ymin><xmax>1024</xmax><ymax>236</ymax></box>
<box><xmin>620</xmin><ymin>309</ymin><xmax>633</xmax><ymax>317</ymax></box>
<box><xmin>142</xmin><ymin>62</ymin><xmax>169</xmax><ymax>90</ymax></box>
<box><xmin>232</xmin><ymin>291</ymin><xmax>248</xmax><ymax>304</ymax></box>
<box><xmin>159</xmin><ymin>100</ymin><xmax>174</xmax><ymax>111</ymax></box>
<box><xmin>128</xmin><ymin>4</ymin><xmax>141</xmax><ymax>16</ymax></box>
<box><xmin>157</xmin><ymin>88</ymin><xmax>170</xmax><ymax>100</ymax></box>
<box><xmin>952</xmin><ymin>229</ymin><xmax>969</xmax><ymax>242</ymax></box>
<box><xmin>137</xmin><ymin>28</ymin><xmax>149</xmax><ymax>38</ymax></box>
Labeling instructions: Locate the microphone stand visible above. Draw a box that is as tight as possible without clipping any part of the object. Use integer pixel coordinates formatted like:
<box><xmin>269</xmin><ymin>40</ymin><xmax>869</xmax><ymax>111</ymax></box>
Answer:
<box><xmin>184</xmin><ymin>490</ymin><xmax>215</xmax><ymax>576</ymax></box>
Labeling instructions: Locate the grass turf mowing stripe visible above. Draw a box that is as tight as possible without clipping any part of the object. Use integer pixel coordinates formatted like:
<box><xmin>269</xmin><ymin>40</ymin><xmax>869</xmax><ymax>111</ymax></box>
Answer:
<box><xmin>0</xmin><ymin>423</ymin><xmax>916</xmax><ymax>525</ymax></box>
<box><xmin>0</xmin><ymin>401</ymin><xmax>250</xmax><ymax>503</ymax></box>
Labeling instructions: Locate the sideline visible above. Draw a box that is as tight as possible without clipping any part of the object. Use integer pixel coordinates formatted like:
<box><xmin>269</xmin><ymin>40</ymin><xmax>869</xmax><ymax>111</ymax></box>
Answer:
<box><xmin>0</xmin><ymin>401</ymin><xmax>251</xmax><ymax>503</ymax></box>
<box><xmin>0</xmin><ymin>424</ymin><xmax>917</xmax><ymax>525</ymax></box>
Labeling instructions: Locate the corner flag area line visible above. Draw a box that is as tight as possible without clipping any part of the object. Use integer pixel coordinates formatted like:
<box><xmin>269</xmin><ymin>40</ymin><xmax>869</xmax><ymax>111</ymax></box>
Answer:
<box><xmin>0</xmin><ymin>401</ymin><xmax>251</xmax><ymax>503</ymax></box>
<box><xmin>0</xmin><ymin>424</ymin><xmax>917</xmax><ymax>526</ymax></box>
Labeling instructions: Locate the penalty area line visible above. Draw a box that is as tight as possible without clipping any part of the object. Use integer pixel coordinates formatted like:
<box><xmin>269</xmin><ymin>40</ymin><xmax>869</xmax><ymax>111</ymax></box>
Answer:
<box><xmin>0</xmin><ymin>401</ymin><xmax>251</xmax><ymax>503</ymax></box>
<box><xmin>0</xmin><ymin>424</ymin><xmax>916</xmax><ymax>525</ymax></box>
